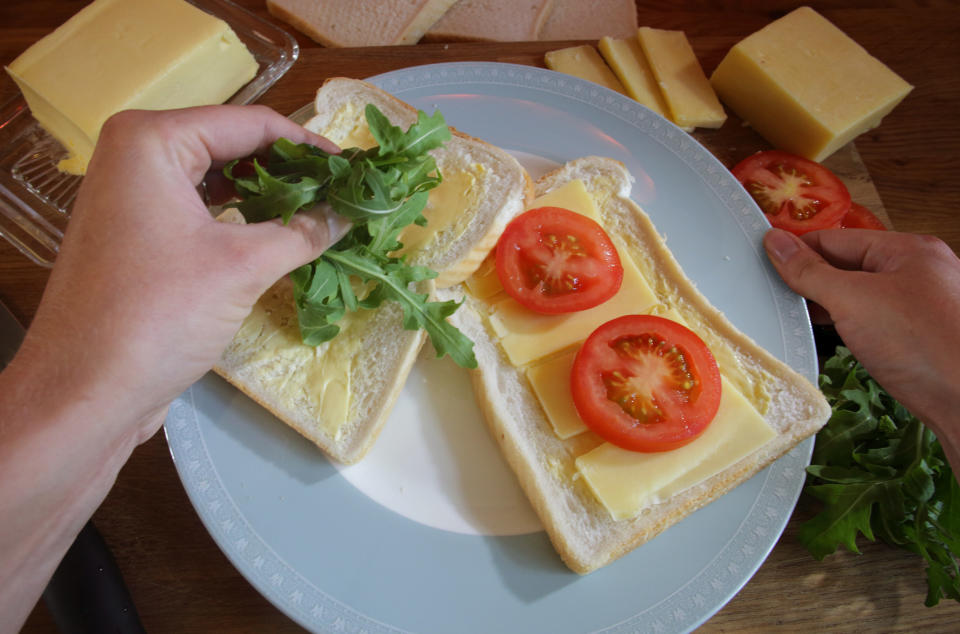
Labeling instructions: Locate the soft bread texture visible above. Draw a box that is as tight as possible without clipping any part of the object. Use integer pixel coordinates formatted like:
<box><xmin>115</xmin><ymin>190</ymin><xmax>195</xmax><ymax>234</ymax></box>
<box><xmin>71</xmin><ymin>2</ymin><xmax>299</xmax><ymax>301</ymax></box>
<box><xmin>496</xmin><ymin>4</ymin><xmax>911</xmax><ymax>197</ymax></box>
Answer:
<box><xmin>424</xmin><ymin>0</ymin><xmax>556</xmax><ymax>42</ymax></box>
<box><xmin>440</xmin><ymin>156</ymin><xmax>831</xmax><ymax>573</ymax></box>
<box><xmin>539</xmin><ymin>0</ymin><xmax>638</xmax><ymax>40</ymax></box>
<box><xmin>266</xmin><ymin>0</ymin><xmax>458</xmax><ymax>47</ymax></box>
<box><xmin>214</xmin><ymin>78</ymin><xmax>531</xmax><ymax>464</ymax></box>
<box><xmin>303</xmin><ymin>77</ymin><xmax>533</xmax><ymax>288</ymax></box>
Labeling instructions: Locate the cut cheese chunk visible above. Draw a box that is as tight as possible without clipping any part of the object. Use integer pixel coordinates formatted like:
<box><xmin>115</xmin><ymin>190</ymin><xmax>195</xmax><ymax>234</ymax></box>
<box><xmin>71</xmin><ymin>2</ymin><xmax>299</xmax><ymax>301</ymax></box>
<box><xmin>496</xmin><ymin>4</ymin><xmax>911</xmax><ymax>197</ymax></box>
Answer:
<box><xmin>526</xmin><ymin>350</ymin><xmax>583</xmax><ymax>439</ymax></box>
<box><xmin>709</xmin><ymin>7</ymin><xmax>912</xmax><ymax>162</ymax></box>
<box><xmin>637</xmin><ymin>27</ymin><xmax>726</xmax><ymax>130</ymax></box>
<box><xmin>488</xmin><ymin>180</ymin><xmax>658</xmax><ymax>366</ymax></box>
<box><xmin>6</xmin><ymin>0</ymin><xmax>258</xmax><ymax>175</ymax></box>
<box><xmin>598</xmin><ymin>36</ymin><xmax>670</xmax><ymax>120</ymax></box>
<box><xmin>544</xmin><ymin>45</ymin><xmax>628</xmax><ymax>96</ymax></box>
<box><xmin>576</xmin><ymin>376</ymin><xmax>777</xmax><ymax>520</ymax></box>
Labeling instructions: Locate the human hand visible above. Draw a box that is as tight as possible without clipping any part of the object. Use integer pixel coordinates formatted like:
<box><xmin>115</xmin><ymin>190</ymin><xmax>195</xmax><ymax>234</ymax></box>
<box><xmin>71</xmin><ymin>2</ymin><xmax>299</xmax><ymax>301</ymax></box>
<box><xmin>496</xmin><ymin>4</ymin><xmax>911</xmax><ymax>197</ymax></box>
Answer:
<box><xmin>17</xmin><ymin>105</ymin><xmax>347</xmax><ymax>445</ymax></box>
<box><xmin>0</xmin><ymin>105</ymin><xmax>348</xmax><ymax>630</ymax></box>
<box><xmin>763</xmin><ymin>227</ymin><xmax>960</xmax><ymax>468</ymax></box>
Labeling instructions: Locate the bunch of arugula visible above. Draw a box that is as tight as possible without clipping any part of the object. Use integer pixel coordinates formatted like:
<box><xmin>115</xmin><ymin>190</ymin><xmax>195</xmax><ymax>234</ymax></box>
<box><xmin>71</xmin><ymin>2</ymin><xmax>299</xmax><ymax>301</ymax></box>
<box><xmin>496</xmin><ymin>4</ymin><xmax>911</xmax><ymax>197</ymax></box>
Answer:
<box><xmin>224</xmin><ymin>104</ymin><xmax>476</xmax><ymax>369</ymax></box>
<box><xmin>800</xmin><ymin>346</ymin><xmax>960</xmax><ymax>605</ymax></box>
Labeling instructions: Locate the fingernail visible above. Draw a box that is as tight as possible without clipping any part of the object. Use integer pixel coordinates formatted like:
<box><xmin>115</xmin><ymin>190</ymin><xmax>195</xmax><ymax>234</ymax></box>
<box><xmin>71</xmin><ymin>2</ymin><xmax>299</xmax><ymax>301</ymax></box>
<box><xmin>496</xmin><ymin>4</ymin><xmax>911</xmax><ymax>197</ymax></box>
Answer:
<box><xmin>323</xmin><ymin>205</ymin><xmax>352</xmax><ymax>245</ymax></box>
<box><xmin>764</xmin><ymin>229</ymin><xmax>800</xmax><ymax>263</ymax></box>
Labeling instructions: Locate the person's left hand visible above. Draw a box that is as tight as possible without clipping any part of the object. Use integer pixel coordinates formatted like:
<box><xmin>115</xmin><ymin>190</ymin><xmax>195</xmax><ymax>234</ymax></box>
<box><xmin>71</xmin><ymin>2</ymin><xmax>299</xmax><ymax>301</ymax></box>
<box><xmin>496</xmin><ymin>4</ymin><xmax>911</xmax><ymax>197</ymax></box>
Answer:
<box><xmin>17</xmin><ymin>105</ymin><xmax>347</xmax><ymax>444</ymax></box>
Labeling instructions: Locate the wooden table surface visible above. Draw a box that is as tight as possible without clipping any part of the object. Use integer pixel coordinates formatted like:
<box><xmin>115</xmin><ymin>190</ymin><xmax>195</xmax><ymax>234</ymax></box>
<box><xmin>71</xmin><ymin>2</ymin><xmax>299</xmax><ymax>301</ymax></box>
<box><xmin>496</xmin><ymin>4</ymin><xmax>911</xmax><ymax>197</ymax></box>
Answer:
<box><xmin>3</xmin><ymin>1</ymin><xmax>959</xmax><ymax>632</ymax></box>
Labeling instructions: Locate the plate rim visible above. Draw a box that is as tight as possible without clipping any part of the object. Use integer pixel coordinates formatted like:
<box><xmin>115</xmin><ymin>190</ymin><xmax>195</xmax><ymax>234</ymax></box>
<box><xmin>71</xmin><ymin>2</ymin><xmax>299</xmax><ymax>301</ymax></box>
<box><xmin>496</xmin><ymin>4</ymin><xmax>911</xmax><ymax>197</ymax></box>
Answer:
<box><xmin>166</xmin><ymin>61</ymin><xmax>817</xmax><ymax>634</ymax></box>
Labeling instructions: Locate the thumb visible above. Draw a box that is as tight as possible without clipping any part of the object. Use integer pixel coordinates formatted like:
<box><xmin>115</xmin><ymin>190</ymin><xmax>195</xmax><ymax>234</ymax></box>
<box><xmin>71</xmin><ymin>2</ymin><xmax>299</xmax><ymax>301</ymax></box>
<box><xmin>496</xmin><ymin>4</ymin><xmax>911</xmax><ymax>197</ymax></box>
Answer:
<box><xmin>763</xmin><ymin>228</ymin><xmax>846</xmax><ymax>308</ymax></box>
<box><xmin>228</xmin><ymin>203</ymin><xmax>352</xmax><ymax>284</ymax></box>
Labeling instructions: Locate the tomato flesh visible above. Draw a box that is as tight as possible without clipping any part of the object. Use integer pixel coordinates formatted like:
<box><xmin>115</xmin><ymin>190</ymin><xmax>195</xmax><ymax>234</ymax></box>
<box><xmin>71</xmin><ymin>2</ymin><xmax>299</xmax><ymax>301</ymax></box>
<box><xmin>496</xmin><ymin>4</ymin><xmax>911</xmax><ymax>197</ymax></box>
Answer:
<box><xmin>496</xmin><ymin>206</ymin><xmax>624</xmax><ymax>314</ymax></box>
<box><xmin>571</xmin><ymin>315</ymin><xmax>722</xmax><ymax>452</ymax></box>
<box><xmin>841</xmin><ymin>202</ymin><xmax>887</xmax><ymax>230</ymax></box>
<box><xmin>732</xmin><ymin>151</ymin><xmax>851</xmax><ymax>235</ymax></box>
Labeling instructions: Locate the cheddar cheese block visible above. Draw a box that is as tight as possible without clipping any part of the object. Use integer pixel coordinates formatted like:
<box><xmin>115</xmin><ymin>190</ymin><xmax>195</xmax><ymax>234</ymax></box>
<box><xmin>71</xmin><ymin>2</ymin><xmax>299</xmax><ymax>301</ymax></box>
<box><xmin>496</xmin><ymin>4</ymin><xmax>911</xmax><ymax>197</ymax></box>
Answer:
<box><xmin>709</xmin><ymin>7</ymin><xmax>913</xmax><ymax>161</ymax></box>
<box><xmin>441</xmin><ymin>156</ymin><xmax>830</xmax><ymax>573</ymax></box>
<box><xmin>6</xmin><ymin>0</ymin><xmax>257</xmax><ymax>175</ymax></box>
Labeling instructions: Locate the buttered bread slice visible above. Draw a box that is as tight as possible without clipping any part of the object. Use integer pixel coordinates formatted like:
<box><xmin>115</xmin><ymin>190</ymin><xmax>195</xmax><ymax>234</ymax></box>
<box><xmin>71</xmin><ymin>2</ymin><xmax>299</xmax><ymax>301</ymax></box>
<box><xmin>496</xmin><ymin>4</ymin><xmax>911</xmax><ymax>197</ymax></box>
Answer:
<box><xmin>443</xmin><ymin>156</ymin><xmax>830</xmax><ymax>573</ymax></box>
<box><xmin>215</xmin><ymin>79</ymin><xmax>532</xmax><ymax>464</ymax></box>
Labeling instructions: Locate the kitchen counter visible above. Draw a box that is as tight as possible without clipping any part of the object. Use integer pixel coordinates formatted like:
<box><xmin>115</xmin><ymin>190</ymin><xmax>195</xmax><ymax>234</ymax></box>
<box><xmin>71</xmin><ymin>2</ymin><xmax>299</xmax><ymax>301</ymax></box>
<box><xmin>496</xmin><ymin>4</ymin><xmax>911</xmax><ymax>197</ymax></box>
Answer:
<box><xmin>2</xmin><ymin>1</ymin><xmax>959</xmax><ymax>631</ymax></box>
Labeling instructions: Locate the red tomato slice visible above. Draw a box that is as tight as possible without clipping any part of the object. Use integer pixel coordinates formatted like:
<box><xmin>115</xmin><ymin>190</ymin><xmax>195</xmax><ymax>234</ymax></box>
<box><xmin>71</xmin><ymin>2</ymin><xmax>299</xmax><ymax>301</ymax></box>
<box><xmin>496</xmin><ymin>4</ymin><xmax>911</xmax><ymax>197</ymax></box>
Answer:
<box><xmin>571</xmin><ymin>315</ymin><xmax>722</xmax><ymax>452</ymax></box>
<box><xmin>495</xmin><ymin>206</ymin><xmax>624</xmax><ymax>314</ymax></box>
<box><xmin>732</xmin><ymin>151</ymin><xmax>851</xmax><ymax>235</ymax></box>
<box><xmin>841</xmin><ymin>202</ymin><xmax>888</xmax><ymax>230</ymax></box>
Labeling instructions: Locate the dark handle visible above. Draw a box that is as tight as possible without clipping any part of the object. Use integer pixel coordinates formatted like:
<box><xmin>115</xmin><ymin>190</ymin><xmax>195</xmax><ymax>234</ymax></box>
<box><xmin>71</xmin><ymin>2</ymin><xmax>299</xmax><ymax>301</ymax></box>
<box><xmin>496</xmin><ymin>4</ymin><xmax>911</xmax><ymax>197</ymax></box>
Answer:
<box><xmin>42</xmin><ymin>521</ymin><xmax>145</xmax><ymax>634</ymax></box>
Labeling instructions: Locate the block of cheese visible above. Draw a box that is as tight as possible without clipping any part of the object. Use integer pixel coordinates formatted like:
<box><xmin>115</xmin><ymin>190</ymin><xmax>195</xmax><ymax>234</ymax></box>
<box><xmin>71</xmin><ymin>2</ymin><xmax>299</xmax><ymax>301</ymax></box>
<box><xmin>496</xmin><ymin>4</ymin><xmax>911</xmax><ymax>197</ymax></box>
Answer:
<box><xmin>545</xmin><ymin>45</ymin><xmax>628</xmax><ymax>96</ymax></box>
<box><xmin>637</xmin><ymin>27</ymin><xmax>726</xmax><ymax>130</ymax></box>
<box><xmin>709</xmin><ymin>7</ymin><xmax>913</xmax><ymax>162</ymax></box>
<box><xmin>6</xmin><ymin>0</ymin><xmax>258</xmax><ymax>175</ymax></box>
<box><xmin>598</xmin><ymin>36</ymin><xmax>670</xmax><ymax>120</ymax></box>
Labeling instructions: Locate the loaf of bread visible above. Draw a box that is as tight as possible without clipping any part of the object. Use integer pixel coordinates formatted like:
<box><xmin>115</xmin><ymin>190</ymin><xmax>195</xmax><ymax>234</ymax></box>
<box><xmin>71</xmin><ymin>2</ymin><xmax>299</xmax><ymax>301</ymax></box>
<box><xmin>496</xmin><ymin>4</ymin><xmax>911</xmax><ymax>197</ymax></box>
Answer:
<box><xmin>266</xmin><ymin>0</ymin><xmax>458</xmax><ymax>47</ymax></box>
<box><xmin>539</xmin><ymin>0</ymin><xmax>638</xmax><ymax>40</ymax></box>
<box><xmin>424</xmin><ymin>0</ymin><xmax>555</xmax><ymax>42</ymax></box>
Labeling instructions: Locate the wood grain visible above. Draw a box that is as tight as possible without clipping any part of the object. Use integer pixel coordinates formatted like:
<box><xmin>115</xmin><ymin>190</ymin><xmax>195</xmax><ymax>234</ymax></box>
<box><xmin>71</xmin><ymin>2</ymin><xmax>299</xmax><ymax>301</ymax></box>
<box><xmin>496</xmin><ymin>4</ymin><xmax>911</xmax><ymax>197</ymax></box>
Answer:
<box><xmin>1</xmin><ymin>1</ymin><xmax>958</xmax><ymax>632</ymax></box>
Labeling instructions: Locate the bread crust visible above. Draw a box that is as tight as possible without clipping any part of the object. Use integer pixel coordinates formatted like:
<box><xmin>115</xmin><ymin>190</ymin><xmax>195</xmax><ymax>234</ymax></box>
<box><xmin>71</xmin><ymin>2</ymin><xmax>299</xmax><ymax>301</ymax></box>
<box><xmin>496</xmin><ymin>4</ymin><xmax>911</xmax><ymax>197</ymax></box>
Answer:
<box><xmin>443</xmin><ymin>156</ymin><xmax>831</xmax><ymax>573</ymax></box>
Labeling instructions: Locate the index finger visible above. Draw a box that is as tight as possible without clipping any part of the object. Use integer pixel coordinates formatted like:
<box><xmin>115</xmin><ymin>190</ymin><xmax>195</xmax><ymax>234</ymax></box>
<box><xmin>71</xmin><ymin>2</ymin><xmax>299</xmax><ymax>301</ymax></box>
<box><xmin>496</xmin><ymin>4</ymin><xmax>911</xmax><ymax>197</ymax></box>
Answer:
<box><xmin>158</xmin><ymin>104</ymin><xmax>340</xmax><ymax>180</ymax></box>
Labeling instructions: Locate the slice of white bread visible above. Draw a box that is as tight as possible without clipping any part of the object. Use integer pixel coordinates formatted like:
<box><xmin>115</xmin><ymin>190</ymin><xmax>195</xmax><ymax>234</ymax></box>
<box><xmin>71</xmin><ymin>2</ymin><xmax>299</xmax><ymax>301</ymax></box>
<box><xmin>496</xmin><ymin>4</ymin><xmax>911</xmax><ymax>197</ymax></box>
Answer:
<box><xmin>214</xmin><ymin>78</ymin><xmax>532</xmax><ymax>464</ymax></box>
<box><xmin>266</xmin><ymin>0</ymin><xmax>458</xmax><ymax>47</ymax></box>
<box><xmin>539</xmin><ymin>0</ymin><xmax>638</xmax><ymax>40</ymax></box>
<box><xmin>302</xmin><ymin>77</ymin><xmax>534</xmax><ymax>288</ymax></box>
<box><xmin>424</xmin><ymin>0</ymin><xmax>556</xmax><ymax>42</ymax></box>
<box><xmin>439</xmin><ymin>156</ymin><xmax>831</xmax><ymax>572</ymax></box>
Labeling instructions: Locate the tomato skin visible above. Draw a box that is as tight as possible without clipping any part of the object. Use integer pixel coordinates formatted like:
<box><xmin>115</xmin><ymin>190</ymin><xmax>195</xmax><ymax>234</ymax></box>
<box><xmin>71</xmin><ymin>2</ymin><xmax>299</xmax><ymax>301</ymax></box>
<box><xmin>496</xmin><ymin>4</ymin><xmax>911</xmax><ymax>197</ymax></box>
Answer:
<box><xmin>841</xmin><ymin>202</ymin><xmax>887</xmax><ymax>230</ymax></box>
<box><xmin>495</xmin><ymin>206</ymin><xmax>624</xmax><ymax>315</ymax></box>
<box><xmin>732</xmin><ymin>151</ymin><xmax>851</xmax><ymax>236</ymax></box>
<box><xmin>571</xmin><ymin>315</ymin><xmax>722</xmax><ymax>453</ymax></box>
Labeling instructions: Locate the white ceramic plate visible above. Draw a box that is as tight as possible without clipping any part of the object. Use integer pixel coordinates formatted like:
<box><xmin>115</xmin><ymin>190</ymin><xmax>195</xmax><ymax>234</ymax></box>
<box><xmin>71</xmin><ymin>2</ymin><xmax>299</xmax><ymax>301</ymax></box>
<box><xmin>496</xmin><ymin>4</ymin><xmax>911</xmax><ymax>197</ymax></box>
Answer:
<box><xmin>165</xmin><ymin>62</ymin><xmax>818</xmax><ymax>633</ymax></box>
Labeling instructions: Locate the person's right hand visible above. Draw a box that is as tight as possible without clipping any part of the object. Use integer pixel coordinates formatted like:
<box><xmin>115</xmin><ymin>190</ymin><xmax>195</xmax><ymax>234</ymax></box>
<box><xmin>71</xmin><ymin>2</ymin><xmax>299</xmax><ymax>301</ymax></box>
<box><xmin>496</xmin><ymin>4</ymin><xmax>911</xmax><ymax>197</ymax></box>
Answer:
<box><xmin>764</xmin><ymin>227</ymin><xmax>960</xmax><ymax>469</ymax></box>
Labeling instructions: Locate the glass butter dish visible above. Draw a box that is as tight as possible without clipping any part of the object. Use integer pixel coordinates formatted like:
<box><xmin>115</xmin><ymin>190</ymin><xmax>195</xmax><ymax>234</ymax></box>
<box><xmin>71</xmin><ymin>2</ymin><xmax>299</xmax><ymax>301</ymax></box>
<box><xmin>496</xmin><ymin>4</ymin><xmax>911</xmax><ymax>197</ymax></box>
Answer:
<box><xmin>0</xmin><ymin>0</ymin><xmax>298</xmax><ymax>267</ymax></box>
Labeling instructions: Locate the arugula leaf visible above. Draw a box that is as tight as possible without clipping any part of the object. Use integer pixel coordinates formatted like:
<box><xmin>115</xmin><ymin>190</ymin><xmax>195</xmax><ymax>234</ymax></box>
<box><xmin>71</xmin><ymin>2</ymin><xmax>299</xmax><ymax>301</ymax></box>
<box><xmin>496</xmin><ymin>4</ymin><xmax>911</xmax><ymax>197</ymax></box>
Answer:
<box><xmin>224</xmin><ymin>104</ymin><xmax>475</xmax><ymax>368</ymax></box>
<box><xmin>800</xmin><ymin>346</ymin><xmax>960</xmax><ymax>605</ymax></box>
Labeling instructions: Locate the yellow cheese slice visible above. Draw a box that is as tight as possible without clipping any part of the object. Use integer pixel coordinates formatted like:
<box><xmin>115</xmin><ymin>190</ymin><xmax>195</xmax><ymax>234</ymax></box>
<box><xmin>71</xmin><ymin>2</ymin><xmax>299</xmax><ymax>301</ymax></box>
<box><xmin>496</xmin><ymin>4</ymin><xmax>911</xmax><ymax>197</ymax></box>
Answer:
<box><xmin>575</xmin><ymin>376</ymin><xmax>776</xmax><ymax>520</ymax></box>
<box><xmin>598</xmin><ymin>36</ymin><xmax>670</xmax><ymax>120</ymax></box>
<box><xmin>709</xmin><ymin>7</ymin><xmax>912</xmax><ymax>162</ymax></box>
<box><xmin>636</xmin><ymin>27</ymin><xmax>726</xmax><ymax>130</ymax></box>
<box><xmin>6</xmin><ymin>0</ymin><xmax>258</xmax><ymax>175</ymax></box>
<box><xmin>464</xmin><ymin>254</ymin><xmax>504</xmax><ymax>301</ymax></box>
<box><xmin>545</xmin><ymin>45</ymin><xmax>628</xmax><ymax>96</ymax></box>
<box><xmin>488</xmin><ymin>180</ymin><xmax>658</xmax><ymax>366</ymax></box>
<box><xmin>526</xmin><ymin>349</ymin><xmax>583</xmax><ymax>439</ymax></box>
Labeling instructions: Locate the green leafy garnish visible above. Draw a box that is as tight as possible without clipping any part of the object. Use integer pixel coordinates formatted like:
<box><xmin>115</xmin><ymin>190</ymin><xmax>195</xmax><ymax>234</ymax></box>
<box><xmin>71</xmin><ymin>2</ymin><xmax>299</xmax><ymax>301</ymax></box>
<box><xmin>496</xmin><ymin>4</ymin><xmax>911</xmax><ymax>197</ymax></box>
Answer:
<box><xmin>801</xmin><ymin>346</ymin><xmax>960</xmax><ymax>606</ymax></box>
<box><xmin>224</xmin><ymin>104</ymin><xmax>476</xmax><ymax>369</ymax></box>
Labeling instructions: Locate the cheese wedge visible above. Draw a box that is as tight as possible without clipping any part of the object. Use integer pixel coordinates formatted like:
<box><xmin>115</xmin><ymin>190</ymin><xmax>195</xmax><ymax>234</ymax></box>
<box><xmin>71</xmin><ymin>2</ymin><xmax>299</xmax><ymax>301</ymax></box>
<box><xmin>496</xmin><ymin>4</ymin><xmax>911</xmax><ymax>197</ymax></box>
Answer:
<box><xmin>709</xmin><ymin>7</ymin><xmax>913</xmax><ymax>161</ymax></box>
<box><xmin>6</xmin><ymin>0</ymin><xmax>258</xmax><ymax>175</ymax></box>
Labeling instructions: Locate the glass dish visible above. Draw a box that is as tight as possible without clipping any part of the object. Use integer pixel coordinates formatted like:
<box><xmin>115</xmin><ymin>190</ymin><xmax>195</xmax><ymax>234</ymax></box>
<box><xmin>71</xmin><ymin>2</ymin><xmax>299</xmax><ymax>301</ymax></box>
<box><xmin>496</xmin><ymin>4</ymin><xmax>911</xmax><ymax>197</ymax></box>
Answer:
<box><xmin>0</xmin><ymin>0</ymin><xmax>298</xmax><ymax>267</ymax></box>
